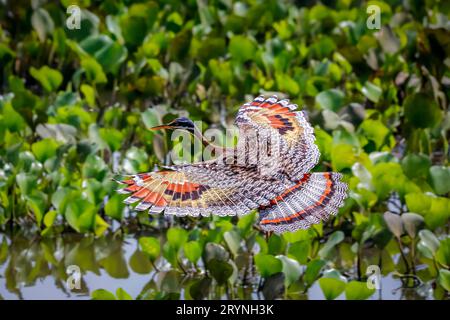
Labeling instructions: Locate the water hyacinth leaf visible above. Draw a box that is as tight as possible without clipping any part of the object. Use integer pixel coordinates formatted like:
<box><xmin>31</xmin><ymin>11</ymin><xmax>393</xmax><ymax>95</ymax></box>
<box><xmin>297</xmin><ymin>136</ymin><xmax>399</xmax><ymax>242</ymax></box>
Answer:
<box><xmin>262</xmin><ymin>272</ymin><xmax>285</xmax><ymax>300</ymax></box>
<box><xmin>438</xmin><ymin>269</ymin><xmax>450</xmax><ymax>292</ymax></box>
<box><xmin>237</xmin><ymin>212</ymin><xmax>256</xmax><ymax>237</ymax></box>
<box><xmin>304</xmin><ymin>259</ymin><xmax>326</xmax><ymax>285</ymax></box>
<box><xmin>401</xmin><ymin>154</ymin><xmax>431</xmax><ymax>180</ymax></box>
<box><xmin>319</xmin><ymin>277</ymin><xmax>346</xmax><ymax>300</ymax></box>
<box><xmin>31</xmin><ymin>138</ymin><xmax>59</xmax><ymax>163</ymax></box>
<box><xmin>268</xmin><ymin>234</ymin><xmax>286</xmax><ymax>255</ymax></box>
<box><xmin>429</xmin><ymin>166</ymin><xmax>450</xmax><ymax>196</ymax></box>
<box><xmin>229</xmin><ymin>35</ymin><xmax>256</xmax><ymax>62</ymax></box>
<box><xmin>318</xmin><ymin>231</ymin><xmax>344</xmax><ymax>259</ymax></box>
<box><xmin>207</xmin><ymin>259</ymin><xmax>233</xmax><ymax>286</ymax></box>
<box><xmin>345</xmin><ymin>281</ymin><xmax>375</xmax><ymax>300</ymax></box>
<box><xmin>16</xmin><ymin>173</ymin><xmax>37</xmax><ymax>196</ymax></box>
<box><xmin>27</xmin><ymin>191</ymin><xmax>47</xmax><ymax>227</ymax></box>
<box><xmin>276</xmin><ymin>255</ymin><xmax>302</xmax><ymax>286</ymax></box>
<box><xmin>142</xmin><ymin>108</ymin><xmax>161</xmax><ymax>129</ymax></box>
<box><xmin>36</xmin><ymin>123</ymin><xmax>77</xmax><ymax>144</ymax></box>
<box><xmin>401</xmin><ymin>213</ymin><xmax>424</xmax><ymax>239</ymax></box>
<box><xmin>190</xmin><ymin>277</ymin><xmax>212</xmax><ymax>300</ymax></box>
<box><xmin>316</xmin><ymin>89</ymin><xmax>345</xmax><ymax>112</ymax></box>
<box><xmin>203</xmin><ymin>243</ymin><xmax>229</xmax><ymax>265</ymax></box>
<box><xmin>167</xmin><ymin>227</ymin><xmax>188</xmax><ymax>252</ymax></box>
<box><xmin>91</xmin><ymin>289</ymin><xmax>116</xmax><ymax>300</ymax></box>
<box><xmin>116</xmin><ymin>288</ymin><xmax>132</xmax><ymax>300</ymax></box>
<box><xmin>405</xmin><ymin>192</ymin><xmax>432</xmax><ymax>214</ymax></box>
<box><xmin>436</xmin><ymin>238</ymin><xmax>450</xmax><ymax>267</ymax></box>
<box><xmin>383</xmin><ymin>212</ymin><xmax>403</xmax><ymax>238</ymax></box>
<box><xmin>95</xmin><ymin>215</ymin><xmax>110</xmax><ymax>237</ymax></box>
<box><xmin>183</xmin><ymin>241</ymin><xmax>202</xmax><ymax>264</ymax></box>
<box><xmin>31</xmin><ymin>8</ymin><xmax>54</xmax><ymax>42</ymax></box>
<box><xmin>224</xmin><ymin>229</ymin><xmax>241</xmax><ymax>256</ymax></box>
<box><xmin>105</xmin><ymin>194</ymin><xmax>125</xmax><ymax>221</ymax></box>
<box><xmin>139</xmin><ymin>237</ymin><xmax>161</xmax><ymax>261</ymax></box>
<box><xmin>254</xmin><ymin>253</ymin><xmax>283</xmax><ymax>278</ymax></box>
<box><xmin>43</xmin><ymin>210</ymin><xmax>57</xmax><ymax>228</ymax></box>
<box><xmin>288</xmin><ymin>240</ymin><xmax>311</xmax><ymax>264</ymax></box>
<box><xmin>81</xmin><ymin>57</ymin><xmax>107</xmax><ymax>84</ymax></box>
<box><xmin>404</xmin><ymin>93</ymin><xmax>442</xmax><ymax>128</ymax></box>
<box><xmin>362</xmin><ymin>82</ymin><xmax>382</xmax><ymax>103</ymax></box>
<box><xmin>64</xmin><ymin>200</ymin><xmax>92</xmax><ymax>232</ymax></box>
<box><xmin>30</xmin><ymin>66</ymin><xmax>63</xmax><ymax>92</ymax></box>
<box><xmin>418</xmin><ymin>229</ymin><xmax>440</xmax><ymax>259</ymax></box>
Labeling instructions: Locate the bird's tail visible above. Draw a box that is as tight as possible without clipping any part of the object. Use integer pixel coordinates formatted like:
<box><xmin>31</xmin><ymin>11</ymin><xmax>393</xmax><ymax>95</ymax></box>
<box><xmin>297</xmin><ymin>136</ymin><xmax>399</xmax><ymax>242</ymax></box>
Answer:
<box><xmin>258</xmin><ymin>172</ymin><xmax>347</xmax><ymax>234</ymax></box>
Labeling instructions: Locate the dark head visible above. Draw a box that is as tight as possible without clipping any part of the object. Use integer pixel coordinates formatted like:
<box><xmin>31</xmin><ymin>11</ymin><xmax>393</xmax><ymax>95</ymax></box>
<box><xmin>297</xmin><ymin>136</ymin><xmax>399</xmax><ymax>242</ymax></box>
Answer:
<box><xmin>150</xmin><ymin>117</ymin><xmax>195</xmax><ymax>133</ymax></box>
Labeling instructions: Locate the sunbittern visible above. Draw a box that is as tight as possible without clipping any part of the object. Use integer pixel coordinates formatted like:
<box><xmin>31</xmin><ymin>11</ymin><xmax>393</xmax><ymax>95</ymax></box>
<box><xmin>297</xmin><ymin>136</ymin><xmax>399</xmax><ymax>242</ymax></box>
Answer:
<box><xmin>116</xmin><ymin>95</ymin><xmax>348</xmax><ymax>234</ymax></box>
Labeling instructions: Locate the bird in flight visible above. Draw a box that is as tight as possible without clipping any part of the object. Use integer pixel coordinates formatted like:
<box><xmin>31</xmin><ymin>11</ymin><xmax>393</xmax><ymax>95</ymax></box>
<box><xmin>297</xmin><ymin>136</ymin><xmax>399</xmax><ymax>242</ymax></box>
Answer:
<box><xmin>116</xmin><ymin>95</ymin><xmax>347</xmax><ymax>234</ymax></box>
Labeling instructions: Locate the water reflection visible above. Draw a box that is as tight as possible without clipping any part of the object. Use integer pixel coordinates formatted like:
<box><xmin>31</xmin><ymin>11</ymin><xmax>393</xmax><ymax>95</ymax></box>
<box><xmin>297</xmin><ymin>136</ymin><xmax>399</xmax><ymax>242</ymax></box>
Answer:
<box><xmin>0</xmin><ymin>232</ymin><xmax>434</xmax><ymax>300</ymax></box>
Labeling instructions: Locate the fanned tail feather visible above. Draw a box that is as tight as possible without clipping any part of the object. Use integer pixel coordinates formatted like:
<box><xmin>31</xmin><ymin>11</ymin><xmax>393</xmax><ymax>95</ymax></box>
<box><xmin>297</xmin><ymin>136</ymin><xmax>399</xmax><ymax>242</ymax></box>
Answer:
<box><xmin>258</xmin><ymin>172</ymin><xmax>347</xmax><ymax>234</ymax></box>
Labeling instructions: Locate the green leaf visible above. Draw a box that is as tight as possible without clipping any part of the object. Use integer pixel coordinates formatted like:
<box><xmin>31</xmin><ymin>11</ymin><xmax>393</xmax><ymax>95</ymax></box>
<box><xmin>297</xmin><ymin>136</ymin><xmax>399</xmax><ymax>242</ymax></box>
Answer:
<box><xmin>105</xmin><ymin>194</ymin><xmax>125</xmax><ymax>221</ymax></box>
<box><xmin>254</xmin><ymin>253</ymin><xmax>283</xmax><ymax>278</ymax></box>
<box><xmin>31</xmin><ymin>8</ymin><xmax>54</xmax><ymax>42</ymax></box>
<box><xmin>319</xmin><ymin>277</ymin><xmax>346</xmax><ymax>300</ymax></box>
<box><xmin>316</xmin><ymin>89</ymin><xmax>345</xmax><ymax>111</ymax></box>
<box><xmin>276</xmin><ymin>255</ymin><xmax>302</xmax><ymax>286</ymax></box>
<box><xmin>31</xmin><ymin>138</ymin><xmax>59</xmax><ymax>163</ymax></box>
<box><xmin>401</xmin><ymin>213</ymin><xmax>424</xmax><ymax>239</ymax></box>
<box><xmin>361</xmin><ymin>82</ymin><xmax>382</xmax><ymax>103</ymax></box>
<box><xmin>16</xmin><ymin>173</ymin><xmax>37</xmax><ymax>196</ymax></box>
<box><xmin>141</xmin><ymin>108</ymin><xmax>161</xmax><ymax>129</ymax></box>
<box><xmin>99</xmin><ymin>128</ymin><xmax>123</xmax><ymax>151</ymax></box>
<box><xmin>30</xmin><ymin>66</ymin><xmax>63</xmax><ymax>92</ymax></box>
<box><xmin>183</xmin><ymin>241</ymin><xmax>202</xmax><ymax>264</ymax></box>
<box><xmin>43</xmin><ymin>210</ymin><xmax>57</xmax><ymax>228</ymax></box>
<box><xmin>81</xmin><ymin>57</ymin><xmax>107</xmax><ymax>84</ymax></box>
<box><xmin>139</xmin><ymin>237</ymin><xmax>161</xmax><ymax>261</ymax></box>
<box><xmin>203</xmin><ymin>243</ymin><xmax>229</xmax><ymax>265</ymax></box>
<box><xmin>436</xmin><ymin>238</ymin><xmax>450</xmax><ymax>267</ymax></box>
<box><xmin>304</xmin><ymin>259</ymin><xmax>326</xmax><ymax>285</ymax></box>
<box><xmin>345</xmin><ymin>281</ymin><xmax>375</xmax><ymax>300</ymax></box>
<box><xmin>383</xmin><ymin>212</ymin><xmax>403</xmax><ymax>238</ymax></box>
<box><xmin>429</xmin><ymin>166</ymin><xmax>450</xmax><ymax>196</ymax></box>
<box><xmin>65</xmin><ymin>199</ymin><xmax>96</xmax><ymax>233</ymax></box>
<box><xmin>359</xmin><ymin>119</ymin><xmax>390</xmax><ymax>149</ymax></box>
<box><xmin>167</xmin><ymin>227</ymin><xmax>188</xmax><ymax>252</ymax></box>
<box><xmin>404</xmin><ymin>93</ymin><xmax>442</xmax><ymax>128</ymax></box>
<box><xmin>401</xmin><ymin>154</ymin><xmax>431</xmax><ymax>180</ymax></box>
<box><xmin>237</xmin><ymin>212</ymin><xmax>256</xmax><ymax>238</ymax></box>
<box><xmin>116</xmin><ymin>288</ymin><xmax>132</xmax><ymax>300</ymax></box>
<box><xmin>438</xmin><ymin>269</ymin><xmax>450</xmax><ymax>291</ymax></box>
<box><xmin>229</xmin><ymin>35</ymin><xmax>256</xmax><ymax>62</ymax></box>
<box><xmin>94</xmin><ymin>215</ymin><xmax>109</xmax><ymax>237</ymax></box>
<box><xmin>318</xmin><ymin>231</ymin><xmax>345</xmax><ymax>258</ymax></box>
<box><xmin>418</xmin><ymin>229</ymin><xmax>440</xmax><ymax>259</ymax></box>
<box><xmin>207</xmin><ymin>259</ymin><xmax>233</xmax><ymax>286</ymax></box>
<box><xmin>268</xmin><ymin>234</ymin><xmax>286</xmax><ymax>255</ymax></box>
<box><xmin>81</xmin><ymin>84</ymin><xmax>96</xmax><ymax>107</ymax></box>
<box><xmin>92</xmin><ymin>289</ymin><xmax>116</xmax><ymax>300</ymax></box>
<box><xmin>288</xmin><ymin>240</ymin><xmax>311</xmax><ymax>264</ymax></box>
<box><xmin>223</xmin><ymin>229</ymin><xmax>241</xmax><ymax>256</ymax></box>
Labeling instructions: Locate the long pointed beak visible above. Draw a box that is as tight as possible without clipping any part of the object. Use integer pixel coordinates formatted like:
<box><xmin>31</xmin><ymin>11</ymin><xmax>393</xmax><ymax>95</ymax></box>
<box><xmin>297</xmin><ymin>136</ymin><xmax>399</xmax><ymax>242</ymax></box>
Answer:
<box><xmin>149</xmin><ymin>124</ymin><xmax>172</xmax><ymax>131</ymax></box>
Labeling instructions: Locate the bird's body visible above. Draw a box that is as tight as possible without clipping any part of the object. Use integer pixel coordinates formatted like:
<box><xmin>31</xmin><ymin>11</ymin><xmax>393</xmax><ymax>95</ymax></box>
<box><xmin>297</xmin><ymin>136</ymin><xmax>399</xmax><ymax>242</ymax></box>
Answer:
<box><xmin>116</xmin><ymin>95</ymin><xmax>347</xmax><ymax>234</ymax></box>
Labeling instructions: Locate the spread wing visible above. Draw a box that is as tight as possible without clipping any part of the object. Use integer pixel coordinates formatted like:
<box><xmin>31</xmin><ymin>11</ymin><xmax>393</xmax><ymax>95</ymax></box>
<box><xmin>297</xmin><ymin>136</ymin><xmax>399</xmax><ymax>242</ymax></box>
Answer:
<box><xmin>116</xmin><ymin>161</ymin><xmax>294</xmax><ymax>217</ymax></box>
<box><xmin>235</xmin><ymin>95</ymin><xmax>320</xmax><ymax>180</ymax></box>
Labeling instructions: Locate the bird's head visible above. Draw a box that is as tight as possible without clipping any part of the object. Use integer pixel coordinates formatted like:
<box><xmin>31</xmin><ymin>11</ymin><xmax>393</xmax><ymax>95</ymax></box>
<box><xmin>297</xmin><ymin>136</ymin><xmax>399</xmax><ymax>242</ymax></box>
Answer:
<box><xmin>150</xmin><ymin>117</ymin><xmax>195</xmax><ymax>133</ymax></box>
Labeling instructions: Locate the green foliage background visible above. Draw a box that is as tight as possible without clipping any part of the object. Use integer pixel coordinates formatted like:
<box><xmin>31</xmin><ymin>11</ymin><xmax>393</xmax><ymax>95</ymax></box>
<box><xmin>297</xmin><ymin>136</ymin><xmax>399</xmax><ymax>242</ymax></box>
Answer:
<box><xmin>0</xmin><ymin>0</ymin><xmax>449</xmax><ymax>300</ymax></box>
